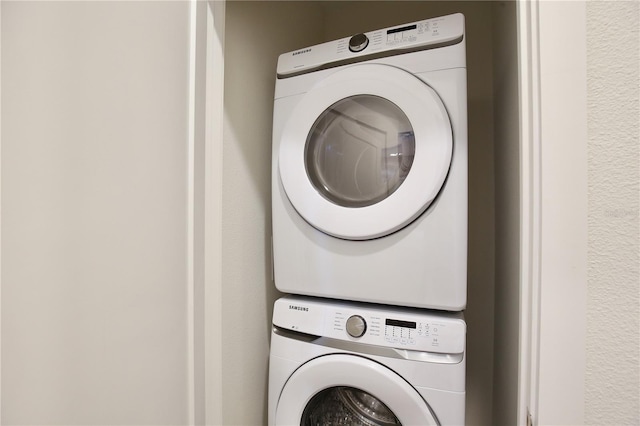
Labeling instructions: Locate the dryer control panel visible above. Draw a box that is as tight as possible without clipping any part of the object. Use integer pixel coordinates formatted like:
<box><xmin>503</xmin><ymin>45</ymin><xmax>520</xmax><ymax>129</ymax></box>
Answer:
<box><xmin>277</xmin><ymin>13</ymin><xmax>465</xmax><ymax>78</ymax></box>
<box><xmin>273</xmin><ymin>295</ymin><xmax>465</xmax><ymax>355</ymax></box>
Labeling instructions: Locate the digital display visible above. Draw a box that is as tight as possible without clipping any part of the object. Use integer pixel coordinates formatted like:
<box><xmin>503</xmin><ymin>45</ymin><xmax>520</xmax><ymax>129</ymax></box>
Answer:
<box><xmin>387</xmin><ymin>24</ymin><xmax>417</xmax><ymax>35</ymax></box>
<box><xmin>385</xmin><ymin>319</ymin><xmax>417</xmax><ymax>329</ymax></box>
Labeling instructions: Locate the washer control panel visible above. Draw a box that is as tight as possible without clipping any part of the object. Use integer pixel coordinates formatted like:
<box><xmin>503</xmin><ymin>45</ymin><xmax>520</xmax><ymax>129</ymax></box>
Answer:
<box><xmin>277</xmin><ymin>13</ymin><xmax>464</xmax><ymax>77</ymax></box>
<box><xmin>273</xmin><ymin>296</ymin><xmax>465</xmax><ymax>354</ymax></box>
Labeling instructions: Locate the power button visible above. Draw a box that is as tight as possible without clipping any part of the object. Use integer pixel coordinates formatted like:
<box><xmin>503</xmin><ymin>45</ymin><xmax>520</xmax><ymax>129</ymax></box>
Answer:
<box><xmin>348</xmin><ymin>33</ymin><xmax>369</xmax><ymax>52</ymax></box>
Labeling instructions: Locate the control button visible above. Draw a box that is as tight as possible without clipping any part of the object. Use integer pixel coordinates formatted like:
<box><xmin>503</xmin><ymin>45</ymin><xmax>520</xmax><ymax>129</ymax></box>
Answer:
<box><xmin>348</xmin><ymin>33</ymin><xmax>369</xmax><ymax>52</ymax></box>
<box><xmin>346</xmin><ymin>315</ymin><xmax>367</xmax><ymax>338</ymax></box>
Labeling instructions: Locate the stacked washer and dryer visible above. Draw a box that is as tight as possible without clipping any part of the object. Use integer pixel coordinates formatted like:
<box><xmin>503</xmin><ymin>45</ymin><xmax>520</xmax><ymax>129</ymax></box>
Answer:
<box><xmin>269</xmin><ymin>13</ymin><xmax>468</xmax><ymax>425</ymax></box>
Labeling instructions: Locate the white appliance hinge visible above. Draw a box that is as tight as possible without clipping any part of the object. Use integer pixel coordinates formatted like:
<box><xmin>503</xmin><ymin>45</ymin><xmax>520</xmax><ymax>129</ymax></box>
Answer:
<box><xmin>526</xmin><ymin>409</ymin><xmax>533</xmax><ymax>426</ymax></box>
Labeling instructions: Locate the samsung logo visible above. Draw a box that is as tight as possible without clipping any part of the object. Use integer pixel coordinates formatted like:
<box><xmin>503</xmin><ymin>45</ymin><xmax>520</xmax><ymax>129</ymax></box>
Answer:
<box><xmin>289</xmin><ymin>305</ymin><xmax>309</xmax><ymax>312</ymax></box>
<box><xmin>292</xmin><ymin>48</ymin><xmax>311</xmax><ymax>56</ymax></box>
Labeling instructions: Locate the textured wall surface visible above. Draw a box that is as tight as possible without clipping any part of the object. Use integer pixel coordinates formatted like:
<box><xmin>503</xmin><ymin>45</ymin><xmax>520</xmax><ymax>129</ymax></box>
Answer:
<box><xmin>586</xmin><ymin>2</ymin><xmax>640</xmax><ymax>424</ymax></box>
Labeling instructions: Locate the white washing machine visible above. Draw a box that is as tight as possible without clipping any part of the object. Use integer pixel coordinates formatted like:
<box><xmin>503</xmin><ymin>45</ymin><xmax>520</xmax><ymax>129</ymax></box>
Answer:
<box><xmin>272</xmin><ymin>13</ymin><xmax>468</xmax><ymax>310</ymax></box>
<box><xmin>268</xmin><ymin>295</ymin><xmax>466</xmax><ymax>425</ymax></box>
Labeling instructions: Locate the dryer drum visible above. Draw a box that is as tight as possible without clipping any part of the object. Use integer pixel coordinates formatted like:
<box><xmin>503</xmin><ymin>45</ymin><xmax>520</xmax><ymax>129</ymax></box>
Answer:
<box><xmin>301</xmin><ymin>386</ymin><xmax>401</xmax><ymax>426</ymax></box>
<box><xmin>304</xmin><ymin>94</ymin><xmax>416</xmax><ymax>209</ymax></box>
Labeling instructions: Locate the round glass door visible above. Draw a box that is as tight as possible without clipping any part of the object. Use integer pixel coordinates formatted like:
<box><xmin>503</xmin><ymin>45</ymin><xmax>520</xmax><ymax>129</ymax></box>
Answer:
<box><xmin>274</xmin><ymin>354</ymin><xmax>438</xmax><ymax>425</ymax></box>
<box><xmin>305</xmin><ymin>95</ymin><xmax>415</xmax><ymax>208</ymax></box>
<box><xmin>302</xmin><ymin>386</ymin><xmax>401</xmax><ymax>426</ymax></box>
<box><xmin>278</xmin><ymin>64</ymin><xmax>452</xmax><ymax>240</ymax></box>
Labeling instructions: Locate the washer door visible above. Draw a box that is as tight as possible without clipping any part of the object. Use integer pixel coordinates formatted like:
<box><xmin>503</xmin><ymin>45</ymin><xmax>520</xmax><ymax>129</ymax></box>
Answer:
<box><xmin>278</xmin><ymin>64</ymin><xmax>452</xmax><ymax>240</ymax></box>
<box><xmin>275</xmin><ymin>354</ymin><xmax>439</xmax><ymax>425</ymax></box>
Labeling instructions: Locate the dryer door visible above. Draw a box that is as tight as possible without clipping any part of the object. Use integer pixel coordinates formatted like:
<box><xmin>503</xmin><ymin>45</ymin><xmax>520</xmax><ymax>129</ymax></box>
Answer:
<box><xmin>278</xmin><ymin>63</ymin><xmax>452</xmax><ymax>240</ymax></box>
<box><xmin>275</xmin><ymin>354</ymin><xmax>439</xmax><ymax>425</ymax></box>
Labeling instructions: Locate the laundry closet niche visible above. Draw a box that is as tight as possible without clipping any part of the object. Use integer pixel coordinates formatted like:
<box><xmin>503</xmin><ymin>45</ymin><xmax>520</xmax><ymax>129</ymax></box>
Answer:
<box><xmin>221</xmin><ymin>2</ymin><xmax>519</xmax><ymax>425</ymax></box>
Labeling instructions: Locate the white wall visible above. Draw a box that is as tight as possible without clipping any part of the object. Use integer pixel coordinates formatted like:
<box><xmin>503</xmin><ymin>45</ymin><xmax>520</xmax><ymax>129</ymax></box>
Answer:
<box><xmin>1</xmin><ymin>2</ymin><xmax>191</xmax><ymax>424</ymax></box>
<box><xmin>585</xmin><ymin>2</ymin><xmax>639</xmax><ymax>423</ymax></box>
<box><xmin>536</xmin><ymin>2</ymin><xmax>588</xmax><ymax>424</ymax></box>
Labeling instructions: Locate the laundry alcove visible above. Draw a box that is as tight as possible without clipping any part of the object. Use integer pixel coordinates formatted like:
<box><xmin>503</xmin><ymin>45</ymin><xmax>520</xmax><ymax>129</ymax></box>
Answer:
<box><xmin>220</xmin><ymin>2</ymin><xmax>520</xmax><ymax>425</ymax></box>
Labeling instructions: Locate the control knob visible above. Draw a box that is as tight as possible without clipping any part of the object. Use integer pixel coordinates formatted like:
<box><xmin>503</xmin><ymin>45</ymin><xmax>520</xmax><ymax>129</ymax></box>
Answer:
<box><xmin>348</xmin><ymin>33</ymin><xmax>369</xmax><ymax>53</ymax></box>
<box><xmin>346</xmin><ymin>315</ymin><xmax>367</xmax><ymax>338</ymax></box>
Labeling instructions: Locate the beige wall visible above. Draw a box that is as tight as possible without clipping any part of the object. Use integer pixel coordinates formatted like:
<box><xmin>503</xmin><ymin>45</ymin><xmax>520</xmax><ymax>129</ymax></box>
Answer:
<box><xmin>491</xmin><ymin>2</ymin><xmax>520</xmax><ymax>425</ymax></box>
<box><xmin>536</xmin><ymin>3</ymin><xmax>588</xmax><ymax>423</ymax></box>
<box><xmin>1</xmin><ymin>2</ymin><xmax>191</xmax><ymax>424</ymax></box>
<box><xmin>586</xmin><ymin>1</ymin><xmax>639</xmax><ymax>423</ymax></box>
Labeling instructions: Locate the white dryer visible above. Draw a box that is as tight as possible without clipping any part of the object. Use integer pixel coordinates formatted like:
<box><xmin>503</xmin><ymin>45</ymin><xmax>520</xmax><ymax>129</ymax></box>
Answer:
<box><xmin>268</xmin><ymin>295</ymin><xmax>466</xmax><ymax>425</ymax></box>
<box><xmin>272</xmin><ymin>13</ymin><xmax>468</xmax><ymax>310</ymax></box>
